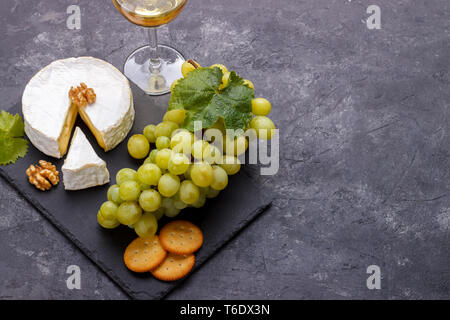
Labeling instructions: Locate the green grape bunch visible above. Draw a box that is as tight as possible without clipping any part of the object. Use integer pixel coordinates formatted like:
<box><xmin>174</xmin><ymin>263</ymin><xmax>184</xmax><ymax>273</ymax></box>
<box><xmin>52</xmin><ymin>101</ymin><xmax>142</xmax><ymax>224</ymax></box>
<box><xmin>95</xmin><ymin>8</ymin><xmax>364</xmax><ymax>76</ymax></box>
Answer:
<box><xmin>97</xmin><ymin>61</ymin><xmax>276</xmax><ymax>239</ymax></box>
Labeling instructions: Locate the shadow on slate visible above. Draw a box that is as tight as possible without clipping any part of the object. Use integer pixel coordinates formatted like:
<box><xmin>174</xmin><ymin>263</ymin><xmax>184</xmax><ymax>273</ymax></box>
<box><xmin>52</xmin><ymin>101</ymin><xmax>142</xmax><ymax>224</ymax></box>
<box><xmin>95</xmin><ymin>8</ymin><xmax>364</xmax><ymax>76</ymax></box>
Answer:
<box><xmin>0</xmin><ymin>82</ymin><xmax>272</xmax><ymax>299</ymax></box>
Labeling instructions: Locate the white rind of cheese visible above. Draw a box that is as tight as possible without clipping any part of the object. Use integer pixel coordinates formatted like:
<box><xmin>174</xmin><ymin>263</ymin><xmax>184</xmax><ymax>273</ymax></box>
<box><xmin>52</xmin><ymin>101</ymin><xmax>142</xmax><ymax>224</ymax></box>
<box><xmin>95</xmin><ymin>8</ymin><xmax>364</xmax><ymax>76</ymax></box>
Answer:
<box><xmin>62</xmin><ymin>127</ymin><xmax>110</xmax><ymax>190</ymax></box>
<box><xmin>22</xmin><ymin>56</ymin><xmax>134</xmax><ymax>158</ymax></box>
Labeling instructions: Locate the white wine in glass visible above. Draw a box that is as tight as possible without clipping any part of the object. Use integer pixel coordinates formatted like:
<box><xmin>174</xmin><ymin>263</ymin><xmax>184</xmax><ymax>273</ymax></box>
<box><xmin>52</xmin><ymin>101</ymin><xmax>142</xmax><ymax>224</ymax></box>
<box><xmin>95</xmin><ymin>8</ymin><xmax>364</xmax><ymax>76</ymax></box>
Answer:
<box><xmin>112</xmin><ymin>0</ymin><xmax>187</xmax><ymax>95</ymax></box>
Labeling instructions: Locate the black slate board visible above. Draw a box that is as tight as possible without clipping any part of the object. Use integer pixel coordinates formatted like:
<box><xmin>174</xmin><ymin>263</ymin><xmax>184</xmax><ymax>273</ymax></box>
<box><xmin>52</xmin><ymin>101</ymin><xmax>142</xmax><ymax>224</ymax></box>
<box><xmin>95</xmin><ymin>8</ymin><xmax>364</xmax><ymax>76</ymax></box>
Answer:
<box><xmin>0</xmin><ymin>84</ymin><xmax>272</xmax><ymax>299</ymax></box>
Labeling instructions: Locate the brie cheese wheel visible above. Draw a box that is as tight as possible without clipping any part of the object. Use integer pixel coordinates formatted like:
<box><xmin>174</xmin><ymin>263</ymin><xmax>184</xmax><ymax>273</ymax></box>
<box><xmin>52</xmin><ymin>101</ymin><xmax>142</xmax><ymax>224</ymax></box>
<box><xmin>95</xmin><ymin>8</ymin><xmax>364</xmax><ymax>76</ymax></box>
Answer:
<box><xmin>22</xmin><ymin>57</ymin><xmax>134</xmax><ymax>158</ymax></box>
<box><xmin>62</xmin><ymin>127</ymin><xmax>110</xmax><ymax>190</ymax></box>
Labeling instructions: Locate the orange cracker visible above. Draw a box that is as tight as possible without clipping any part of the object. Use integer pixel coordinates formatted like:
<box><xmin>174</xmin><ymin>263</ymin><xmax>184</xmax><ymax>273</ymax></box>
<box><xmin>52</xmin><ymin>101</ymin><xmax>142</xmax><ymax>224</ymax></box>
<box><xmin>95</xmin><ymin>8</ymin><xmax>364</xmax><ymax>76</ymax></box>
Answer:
<box><xmin>151</xmin><ymin>253</ymin><xmax>195</xmax><ymax>281</ymax></box>
<box><xmin>124</xmin><ymin>235</ymin><xmax>167</xmax><ymax>273</ymax></box>
<box><xmin>159</xmin><ymin>220</ymin><xmax>203</xmax><ymax>255</ymax></box>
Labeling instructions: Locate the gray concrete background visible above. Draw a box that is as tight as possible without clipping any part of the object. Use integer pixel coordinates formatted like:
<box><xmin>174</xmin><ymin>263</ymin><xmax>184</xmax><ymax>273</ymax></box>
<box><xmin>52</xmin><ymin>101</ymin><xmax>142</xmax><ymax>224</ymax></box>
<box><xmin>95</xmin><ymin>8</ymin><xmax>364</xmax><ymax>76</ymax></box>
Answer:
<box><xmin>1</xmin><ymin>0</ymin><xmax>449</xmax><ymax>299</ymax></box>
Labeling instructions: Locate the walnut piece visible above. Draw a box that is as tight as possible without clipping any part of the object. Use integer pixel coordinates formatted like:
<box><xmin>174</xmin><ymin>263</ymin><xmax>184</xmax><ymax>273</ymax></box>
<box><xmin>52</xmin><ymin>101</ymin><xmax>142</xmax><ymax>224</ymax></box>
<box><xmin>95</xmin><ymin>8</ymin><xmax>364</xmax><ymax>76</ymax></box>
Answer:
<box><xmin>39</xmin><ymin>160</ymin><xmax>56</xmax><ymax>172</ymax></box>
<box><xmin>26</xmin><ymin>161</ymin><xmax>60</xmax><ymax>191</ymax></box>
<box><xmin>69</xmin><ymin>82</ymin><xmax>96</xmax><ymax>108</ymax></box>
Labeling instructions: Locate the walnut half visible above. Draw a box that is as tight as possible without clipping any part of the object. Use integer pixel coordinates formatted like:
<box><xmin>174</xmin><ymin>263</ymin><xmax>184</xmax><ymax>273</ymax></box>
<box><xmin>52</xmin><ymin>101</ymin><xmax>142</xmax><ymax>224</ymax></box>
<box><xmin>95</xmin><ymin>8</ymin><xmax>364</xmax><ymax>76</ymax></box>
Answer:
<box><xmin>26</xmin><ymin>160</ymin><xmax>60</xmax><ymax>191</ymax></box>
<box><xmin>69</xmin><ymin>82</ymin><xmax>96</xmax><ymax>108</ymax></box>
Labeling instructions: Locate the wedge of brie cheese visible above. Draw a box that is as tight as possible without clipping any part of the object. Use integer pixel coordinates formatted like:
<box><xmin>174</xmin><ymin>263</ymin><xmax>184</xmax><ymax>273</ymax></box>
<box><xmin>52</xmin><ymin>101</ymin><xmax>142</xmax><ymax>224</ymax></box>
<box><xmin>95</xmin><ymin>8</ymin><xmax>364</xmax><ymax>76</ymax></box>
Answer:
<box><xmin>22</xmin><ymin>57</ymin><xmax>134</xmax><ymax>158</ymax></box>
<box><xmin>62</xmin><ymin>127</ymin><xmax>110</xmax><ymax>190</ymax></box>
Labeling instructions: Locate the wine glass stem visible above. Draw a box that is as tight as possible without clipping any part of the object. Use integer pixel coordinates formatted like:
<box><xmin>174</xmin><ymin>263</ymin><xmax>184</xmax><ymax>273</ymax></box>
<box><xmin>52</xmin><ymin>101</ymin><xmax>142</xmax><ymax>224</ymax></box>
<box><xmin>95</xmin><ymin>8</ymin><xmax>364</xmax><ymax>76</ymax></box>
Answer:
<box><xmin>148</xmin><ymin>27</ymin><xmax>161</xmax><ymax>72</ymax></box>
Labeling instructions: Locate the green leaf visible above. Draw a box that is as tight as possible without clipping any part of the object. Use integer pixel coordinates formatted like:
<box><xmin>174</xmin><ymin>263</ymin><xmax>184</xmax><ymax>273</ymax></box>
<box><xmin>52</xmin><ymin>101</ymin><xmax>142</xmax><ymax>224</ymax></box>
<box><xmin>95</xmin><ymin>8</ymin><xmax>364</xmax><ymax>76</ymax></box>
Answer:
<box><xmin>169</xmin><ymin>67</ymin><xmax>254</xmax><ymax>133</ymax></box>
<box><xmin>0</xmin><ymin>110</ymin><xmax>29</xmax><ymax>165</ymax></box>
<box><xmin>0</xmin><ymin>110</ymin><xmax>25</xmax><ymax>137</ymax></box>
<box><xmin>0</xmin><ymin>134</ymin><xmax>28</xmax><ymax>165</ymax></box>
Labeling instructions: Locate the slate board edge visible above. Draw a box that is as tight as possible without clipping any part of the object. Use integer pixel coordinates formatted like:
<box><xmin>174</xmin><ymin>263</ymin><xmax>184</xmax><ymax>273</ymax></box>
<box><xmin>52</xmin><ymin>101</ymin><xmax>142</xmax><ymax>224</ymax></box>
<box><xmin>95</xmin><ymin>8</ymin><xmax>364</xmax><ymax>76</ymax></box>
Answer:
<box><xmin>0</xmin><ymin>166</ymin><xmax>273</xmax><ymax>300</ymax></box>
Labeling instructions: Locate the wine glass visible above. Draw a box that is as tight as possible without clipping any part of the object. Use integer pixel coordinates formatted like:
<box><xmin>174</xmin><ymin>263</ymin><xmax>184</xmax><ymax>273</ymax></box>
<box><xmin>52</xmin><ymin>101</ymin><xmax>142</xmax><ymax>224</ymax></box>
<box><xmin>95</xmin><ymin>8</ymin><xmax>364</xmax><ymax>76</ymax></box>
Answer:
<box><xmin>112</xmin><ymin>0</ymin><xmax>187</xmax><ymax>95</ymax></box>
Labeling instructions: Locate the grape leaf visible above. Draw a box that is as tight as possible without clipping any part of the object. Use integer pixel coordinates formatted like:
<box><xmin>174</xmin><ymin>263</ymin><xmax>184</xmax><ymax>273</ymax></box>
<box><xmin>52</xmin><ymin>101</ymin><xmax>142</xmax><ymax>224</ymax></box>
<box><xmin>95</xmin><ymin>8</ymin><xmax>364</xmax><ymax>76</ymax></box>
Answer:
<box><xmin>0</xmin><ymin>110</ymin><xmax>29</xmax><ymax>165</ymax></box>
<box><xmin>169</xmin><ymin>67</ymin><xmax>254</xmax><ymax>133</ymax></box>
<box><xmin>0</xmin><ymin>110</ymin><xmax>25</xmax><ymax>137</ymax></box>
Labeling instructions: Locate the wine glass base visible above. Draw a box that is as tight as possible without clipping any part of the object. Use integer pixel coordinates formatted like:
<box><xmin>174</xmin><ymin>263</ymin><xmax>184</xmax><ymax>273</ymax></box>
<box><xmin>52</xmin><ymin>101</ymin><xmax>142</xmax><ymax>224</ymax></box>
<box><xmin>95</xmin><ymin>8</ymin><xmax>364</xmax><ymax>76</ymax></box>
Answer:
<box><xmin>124</xmin><ymin>44</ymin><xmax>185</xmax><ymax>96</ymax></box>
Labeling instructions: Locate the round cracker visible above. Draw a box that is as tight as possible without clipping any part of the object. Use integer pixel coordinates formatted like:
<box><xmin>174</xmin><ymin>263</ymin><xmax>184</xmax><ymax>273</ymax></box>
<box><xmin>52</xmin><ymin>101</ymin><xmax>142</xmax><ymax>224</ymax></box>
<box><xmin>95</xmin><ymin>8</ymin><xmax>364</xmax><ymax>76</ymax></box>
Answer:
<box><xmin>124</xmin><ymin>235</ymin><xmax>167</xmax><ymax>273</ymax></box>
<box><xmin>159</xmin><ymin>220</ymin><xmax>203</xmax><ymax>254</ymax></box>
<box><xmin>151</xmin><ymin>253</ymin><xmax>195</xmax><ymax>281</ymax></box>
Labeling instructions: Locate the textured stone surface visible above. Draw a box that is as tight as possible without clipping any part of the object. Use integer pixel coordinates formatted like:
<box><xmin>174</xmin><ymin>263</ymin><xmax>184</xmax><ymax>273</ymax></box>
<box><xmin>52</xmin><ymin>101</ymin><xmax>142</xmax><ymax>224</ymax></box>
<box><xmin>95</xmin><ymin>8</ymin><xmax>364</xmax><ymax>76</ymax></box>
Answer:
<box><xmin>1</xmin><ymin>0</ymin><xmax>450</xmax><ymax>299</ymax></box>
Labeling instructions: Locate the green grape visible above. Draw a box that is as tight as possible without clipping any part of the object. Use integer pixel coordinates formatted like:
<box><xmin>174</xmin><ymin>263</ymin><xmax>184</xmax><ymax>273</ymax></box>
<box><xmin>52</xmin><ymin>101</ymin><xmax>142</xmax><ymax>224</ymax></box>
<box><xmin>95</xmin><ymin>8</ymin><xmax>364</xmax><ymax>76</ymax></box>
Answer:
<box><xmin>158</xmin><ymin>173</ymin><xmax>180</xmax><ymax>197</ymax></box>
<box><xmin>155</xmin><ymin>148</ymin><xmax>172</xmax><ymax>170</ymax></box>
<box><xmin>184</xmin><ymin>164</ymin><xmax>193</xmax><ymax>180</ymax></box>
<box><xmin>179</xmin><ymin>180</ymin><xmax>200</xmax><ymax>205</ymax></box>
<box><xmin>243</xmin><ymin>79</ymin><xmax>254</xmax><ymax>90</ymax></box>
<box><xmin>151</xmin><ymin>207</ymin><xmax>165</xmax><ymax>220</ymax></box>
<box><xmin>174</xmin><ymin>199</ymin><xmax>188</xmax><ymax>210</ymax></box>
<box><xmin>107</xmin><ymin>185</ymin><xmax>116</xmax><ymax>201</ymax></box>
<box><xmin>170</xmin><ymin>130</ymin><xmax>194</xmax><ymax>154</ymax></box>
<box><xmin>181</xmin><ymin>59</ymin><xmax>200</xmax><ymax>77</ymax></box>
<box><xmin>204</xmin><ymin>145</ymin><xmax>222</xmax><ymax>164</ymax></box>
<box><xmin>163</xmin><ymin>109</ymin><xmax>186</xmax><ymax>125</ymax></box>
<box><xmin>251</xmin><ymin>98</ymin><xmax>271</xmax><ymax>116</ymax></box>
<box><xmin>171</xmin><ymin>128</ymin><xmax>189</xmax><ymax>138</ymax></box>
<box><xmin>198</xmin><ymin>186</ymin><xmax>209</xmax><ymax>196</ymax></box>
<box><xmin>168</xmin><ymin>153</ymin><xmax>190</xmax><ymax>175</ymax></box>
<box><xmin>137</xmin><ymin>163</ymin><xmax>162</xmax><ymax>186</ymax></box>
<box><xmin>139</xmin><ymin>189</ymin><xmax>161</xmax><ymax>212</ymax></box>
<box><xmin>218</xmin><ymin>71</ymin><xmax>230</xmax><ymax>90</ymax></box>
<box><xmin>219</xmin><ymin>156</ymin><xmax>241</xmax><ymax>175</ymax></box>
<box><xmin>107</xmin><ymin>184</ymin><xmax>124</xmax><ymax>204</ymax></box>
<box><xmin>192</xmin><ymin>194</ymin><xmax>206</xmax><ymax>208</ymax></box>
<box><xmin>234</xmin><ymin>136</ymin><xmax>248</xmax><ymax>156</ymax></box>
<box><xmin>245</xmin><ymin>127</ymin><xmax>258</xmax><ymax>142</ymax></box>
<box><xmin>155</xmin><ymin>121</ymin><xmax>179</xmax><ymax>138</ymax></box>
<box><xmin>156</xmin><ymin>136</ymin><xmax>171</xmax><ymax>150</ymax></box>
<box><xmin>192</xmin><ymin>140</ymin><xmax>211</xmax><ymax>160</ymax></box>
<box><xmin>250</xmin><ymin>116</ymin><xmax>276</xmax><ymax>140</ymax></box>
<box><xmin>172</xmin><ymin>192</ymin><xmax>188</xmax><ymax>209</ymax></box>
<box><xmin>211</xmin><ymin>165</ymin><xmax>228</xmax><ymax>190</ymax></box>
<box><xmin>128</xmin><ymin>134</ymin><xmax>150</xmax><ymax>159</ymax></box>
<box><xmin>205</xmin><ymin>187</ymin><xmax>220</xmax><ymax>199</ymax></box>
<box><xmin>222</xmin><ymin>134</ymin><xmax>233</xmax><ymax>155</ymax></box>
<box><xmin>116</xmin><ymin>202</ymin><xmax>142</xmax><ymax>225</ymax></box>
<box><xmin>149</xmin><ymin>149</ymin><xmax>158</xmax><ymax>163</ymax></box>
<box><xmin>116</xmin><ymin>168</ymin><xmax>137</xmax><ymax>185</ymax></box>
<box><xmin>203</xmin><ymin>130</ymin><xmax>223</xmax><ymax>149</ymax></box>
<box><xmin>97</xmin><ymin>211</ymin><xmax>120</xmax><ymax>229</ymax></box>
<box><xmin>165</xmin><ymin>206</ymin><xmax>181</xmax><ymax>218</ymax></box>
<box><xmin>190</xmin><ymin>162</ymin><xmax>214</xmax><ymax>187</ymax></box>
<box><xmin>134</xmin><ymin>213</ymin><xmax>158</xmax><ymax>238</ymax></box>
<box><xmin>162</xmin><ymin>196</ymin><xmax>175</xmax><ymax>209</ymax></box>
<box><xmin>210</xmin><ymin>63</ymin><xmax>228</xmax><ymax>74</ymax></box>
<box><xmin>139</xmin><ymin>183</ymin><xmax>151</xmax><ymax>191</ymax></box>
<box><xmin>161</xmin><ymin>197</ymin><xmax>181</xmax><ymax>217</ymax></box>
<box><xmin>100</xmin><ymin>201</ymin><xmax>118</xmax><ymax>220</ymax></box>
<box><xmin>223</xmin><ymin>135</ymin><xmax>248</xmax><ymax>156</ymax></box>
<box><xmin>143</xmin><ymin>157</ymin><xmax>153</xmax><ymax>165</ymax></box>
<box><xmin>119</xmin><ymin>180</ymin><xmax>141</xmax><ymax>201</ymax></box>
<box><xmin>143</xmin><ymin>124</ymin><xmax>157</xmax><ymax>143</ymax></box>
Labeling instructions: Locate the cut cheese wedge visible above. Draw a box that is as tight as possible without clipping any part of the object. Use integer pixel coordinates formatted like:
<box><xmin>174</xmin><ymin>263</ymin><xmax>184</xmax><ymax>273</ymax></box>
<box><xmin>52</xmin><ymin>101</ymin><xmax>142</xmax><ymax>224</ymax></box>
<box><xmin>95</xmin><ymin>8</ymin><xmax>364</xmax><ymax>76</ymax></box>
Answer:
<box><xmin>22</xmin><ymin>57</ymin><xmax>134</xmax><ymax>158</ymax></box>
<box><xmin>62</xmin><ymin>127</ymin><xmax>110</xmax><ymax>190</ymax></box>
